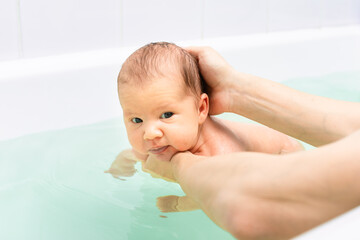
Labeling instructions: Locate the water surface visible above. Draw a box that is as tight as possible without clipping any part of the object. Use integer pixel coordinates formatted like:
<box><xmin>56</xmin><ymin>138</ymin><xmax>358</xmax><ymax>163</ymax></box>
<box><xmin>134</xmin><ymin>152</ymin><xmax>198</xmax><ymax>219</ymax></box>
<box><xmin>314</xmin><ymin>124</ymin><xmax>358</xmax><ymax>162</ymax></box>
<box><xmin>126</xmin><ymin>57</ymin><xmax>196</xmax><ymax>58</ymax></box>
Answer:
<box><xmin>1</xmin><ymin>71</ymin><xmax>359</xmax><ymax>240</ymax></box>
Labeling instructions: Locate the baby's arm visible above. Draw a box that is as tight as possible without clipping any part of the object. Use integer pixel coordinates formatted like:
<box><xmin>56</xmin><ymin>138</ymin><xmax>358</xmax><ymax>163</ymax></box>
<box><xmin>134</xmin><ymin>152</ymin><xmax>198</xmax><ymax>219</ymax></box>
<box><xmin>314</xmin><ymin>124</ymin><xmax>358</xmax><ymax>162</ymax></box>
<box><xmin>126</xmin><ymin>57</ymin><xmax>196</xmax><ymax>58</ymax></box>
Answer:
<box><xmin>132</xmin><ymin>149</ymin><xmax>149</xmax><ymax>161</ymax></box>
<box><xmin>105</xmin><ymin>149</ymin><xmax>140</xmax><ymax>179</ymax></box>
<box><xmin>105</xmin><ymin>149</ymin><xmax>150</xmax><ymax>179</ymax></box>
<box><xmin>221</xmin><ymin>119</ymin><xmax>304</xmax><ymax>154</ymax></box>
<box><xmin>105</xmin><ymin>148</ymin><xmax>177</xmax><ymax>182</ymax></box>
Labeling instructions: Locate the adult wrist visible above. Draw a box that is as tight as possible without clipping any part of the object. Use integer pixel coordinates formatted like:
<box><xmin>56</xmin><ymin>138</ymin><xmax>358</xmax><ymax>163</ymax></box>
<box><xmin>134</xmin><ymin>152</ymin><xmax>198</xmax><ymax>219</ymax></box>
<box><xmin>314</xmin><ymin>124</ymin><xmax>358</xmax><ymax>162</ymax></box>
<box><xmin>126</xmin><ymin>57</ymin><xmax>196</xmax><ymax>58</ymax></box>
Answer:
<box><xmin>226</xmin><ymin>71</ymin><xmax>253</xmax><ymax>115</ymax></box>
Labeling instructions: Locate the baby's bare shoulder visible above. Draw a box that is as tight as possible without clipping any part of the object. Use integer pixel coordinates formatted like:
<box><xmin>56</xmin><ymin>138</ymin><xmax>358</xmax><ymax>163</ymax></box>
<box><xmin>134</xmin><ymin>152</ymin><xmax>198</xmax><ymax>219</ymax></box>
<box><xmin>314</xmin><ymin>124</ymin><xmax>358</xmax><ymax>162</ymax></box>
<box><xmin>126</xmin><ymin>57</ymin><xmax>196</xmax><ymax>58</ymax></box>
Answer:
<box><xmin>212</xmin><ymin>117</ymin><xmax>304</xmax><ymax>154</ymax></box>
<box><xmin>207</xmin><ymin>117</ymin><xmax>252</xmax><ymax>152</ymax></box>
<box><xmin>211</xmin><ymin>116</ymin><xmax>283</xmax><ymax>145</ymax></box>
<box><xmin>211</xmin><ymin>116</ymin><xmax>258</xmax><ymax>134</ymax></box>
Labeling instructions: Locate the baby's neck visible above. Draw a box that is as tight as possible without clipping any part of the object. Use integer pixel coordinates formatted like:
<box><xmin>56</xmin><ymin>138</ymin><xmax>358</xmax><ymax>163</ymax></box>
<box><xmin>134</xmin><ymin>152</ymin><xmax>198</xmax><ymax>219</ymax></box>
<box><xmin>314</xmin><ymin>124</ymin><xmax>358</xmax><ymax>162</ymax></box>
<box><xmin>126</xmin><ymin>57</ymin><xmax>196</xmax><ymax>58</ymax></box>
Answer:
<box><xmin>189</xmin><ymin>116</ymin><xmax>226</xmax><ymax>156</ymax></box>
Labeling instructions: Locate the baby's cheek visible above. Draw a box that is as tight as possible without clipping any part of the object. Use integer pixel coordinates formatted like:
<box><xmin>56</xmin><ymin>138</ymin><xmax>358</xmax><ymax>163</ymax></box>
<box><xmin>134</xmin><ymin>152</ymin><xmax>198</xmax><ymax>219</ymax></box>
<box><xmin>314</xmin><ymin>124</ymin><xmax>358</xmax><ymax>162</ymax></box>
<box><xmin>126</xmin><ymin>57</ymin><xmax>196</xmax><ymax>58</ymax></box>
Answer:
<box><xmin>128</xmin><ymin>136</ymin><xmax>146</xmax><ymax>154</ymax></box>
<box><xmin>176</xmin><ymin>133</ymin><xmax>198</xmax><ymax>150</ymax></box>
<box><xmin>167</xmin><ymin>123</ymin><xmax>199</xmax><ymax>151</ymax></box>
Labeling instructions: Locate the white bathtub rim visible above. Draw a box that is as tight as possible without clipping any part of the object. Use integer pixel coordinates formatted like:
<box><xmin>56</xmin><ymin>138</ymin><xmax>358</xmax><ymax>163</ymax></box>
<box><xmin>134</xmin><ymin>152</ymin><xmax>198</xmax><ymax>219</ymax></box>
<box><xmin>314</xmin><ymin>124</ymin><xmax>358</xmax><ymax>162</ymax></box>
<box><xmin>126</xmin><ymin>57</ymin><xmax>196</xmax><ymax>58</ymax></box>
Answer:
<box><xmin>0</xmin><ymin>24</ymin><xmax>359</xmax><ymax>82</ymax></box>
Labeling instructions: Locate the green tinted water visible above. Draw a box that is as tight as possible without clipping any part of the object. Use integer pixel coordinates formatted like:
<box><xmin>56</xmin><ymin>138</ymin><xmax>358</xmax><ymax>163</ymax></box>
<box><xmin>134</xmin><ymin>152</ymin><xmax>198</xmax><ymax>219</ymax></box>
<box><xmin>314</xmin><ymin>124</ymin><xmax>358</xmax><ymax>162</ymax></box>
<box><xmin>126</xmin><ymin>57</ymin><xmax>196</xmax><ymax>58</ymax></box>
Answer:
<box><xmin>0</xmin><ymin>71</ymin><xmax>359</xmax><ymax>240</ymax></box>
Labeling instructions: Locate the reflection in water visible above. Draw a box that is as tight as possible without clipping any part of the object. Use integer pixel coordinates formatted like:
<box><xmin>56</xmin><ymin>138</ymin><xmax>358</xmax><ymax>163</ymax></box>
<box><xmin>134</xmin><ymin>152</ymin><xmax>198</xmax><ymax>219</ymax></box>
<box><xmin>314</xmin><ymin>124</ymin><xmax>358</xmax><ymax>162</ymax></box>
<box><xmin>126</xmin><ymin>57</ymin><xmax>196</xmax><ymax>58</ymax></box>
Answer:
<box><xmin>105</xmin><ymin>149</ymin><xmax>200</xmax><ymax>213</ymax></box>
<box><xmin>157</xmin><ymin>195</ymin><xmax>199</xmax><ymax>212</ymax></box>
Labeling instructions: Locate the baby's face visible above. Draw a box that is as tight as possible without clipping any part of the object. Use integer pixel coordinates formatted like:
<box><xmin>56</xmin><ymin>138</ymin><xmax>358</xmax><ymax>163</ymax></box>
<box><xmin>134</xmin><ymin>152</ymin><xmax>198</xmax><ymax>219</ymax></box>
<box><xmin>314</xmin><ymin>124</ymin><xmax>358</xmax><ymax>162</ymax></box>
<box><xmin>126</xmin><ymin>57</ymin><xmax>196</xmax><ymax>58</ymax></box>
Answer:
<box><xmin>119</xmin><ymin>75</ymin><xmax>204</xmax><ymax>161</ymax></box>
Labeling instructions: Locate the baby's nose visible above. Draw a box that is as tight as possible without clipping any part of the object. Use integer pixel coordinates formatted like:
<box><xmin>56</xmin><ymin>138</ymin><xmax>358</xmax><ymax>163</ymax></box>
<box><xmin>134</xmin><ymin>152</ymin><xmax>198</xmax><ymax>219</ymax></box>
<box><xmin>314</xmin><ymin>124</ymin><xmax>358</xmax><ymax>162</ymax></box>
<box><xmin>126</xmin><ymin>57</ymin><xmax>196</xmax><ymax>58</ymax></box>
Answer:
<box><xmin>143</xmin><ymin>123</ymin><xmax>163</xmax><ymax>140</ymax></box>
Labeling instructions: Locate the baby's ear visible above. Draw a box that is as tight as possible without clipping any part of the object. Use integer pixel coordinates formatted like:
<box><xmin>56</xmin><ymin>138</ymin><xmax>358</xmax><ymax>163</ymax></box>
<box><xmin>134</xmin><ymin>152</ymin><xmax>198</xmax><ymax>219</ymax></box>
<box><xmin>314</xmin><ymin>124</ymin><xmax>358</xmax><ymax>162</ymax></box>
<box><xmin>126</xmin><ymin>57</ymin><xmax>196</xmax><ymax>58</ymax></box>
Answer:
<box><xmin>198</xmin><ymin>93</ymin><xmax>209</xmax><ymax>124</ymax></box>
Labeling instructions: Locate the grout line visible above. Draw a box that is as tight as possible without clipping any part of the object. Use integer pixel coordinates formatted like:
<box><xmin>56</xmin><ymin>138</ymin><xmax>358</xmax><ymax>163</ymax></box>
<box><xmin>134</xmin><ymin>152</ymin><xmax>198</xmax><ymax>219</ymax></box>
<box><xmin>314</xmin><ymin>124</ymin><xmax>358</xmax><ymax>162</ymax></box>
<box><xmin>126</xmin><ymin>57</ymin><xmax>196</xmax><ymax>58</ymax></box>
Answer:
<box><xmin>16</xmin><ymin>0</ymin><xmax>24</xmax><ymax>58</ymax></box>
<box><xmin>201</xmin><ymin>0</ymin><xmax>205</xmax><ymax>40</ymax></box>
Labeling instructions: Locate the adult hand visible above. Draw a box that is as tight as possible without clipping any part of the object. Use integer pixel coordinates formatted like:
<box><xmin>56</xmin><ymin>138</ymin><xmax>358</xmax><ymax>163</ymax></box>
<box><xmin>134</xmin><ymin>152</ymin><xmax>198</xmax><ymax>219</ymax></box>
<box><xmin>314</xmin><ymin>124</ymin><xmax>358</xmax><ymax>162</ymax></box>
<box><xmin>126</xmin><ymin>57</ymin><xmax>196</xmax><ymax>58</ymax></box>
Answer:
<box><xmin>170</xmin><ymin>131</ymin><xmax>360</xmax><ymax>239</ymax></box>
<box><xmin>142</xmin><ymin>154</ymin><xmax>177</xmax><ymax>182</ymax></box>
<box><xmin>185</xmin><ymin>46</ymin><xmax>239</xmax><ymax>115</ymax></box>
<box><xmin>187</xmin><ymin>46</ymin><xmax>360</xmax><ymax>146</ymax></box>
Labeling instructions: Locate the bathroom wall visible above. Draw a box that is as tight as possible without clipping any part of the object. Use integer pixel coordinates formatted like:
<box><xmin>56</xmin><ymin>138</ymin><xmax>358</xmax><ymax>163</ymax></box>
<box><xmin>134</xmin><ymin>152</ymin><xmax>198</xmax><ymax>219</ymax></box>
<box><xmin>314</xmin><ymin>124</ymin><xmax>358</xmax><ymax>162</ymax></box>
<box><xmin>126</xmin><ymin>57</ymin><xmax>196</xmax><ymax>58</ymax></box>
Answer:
<box><xmin>1</xmin><ymin>0</ymin><xmax>359</xmax><ymax>61</ymax></box>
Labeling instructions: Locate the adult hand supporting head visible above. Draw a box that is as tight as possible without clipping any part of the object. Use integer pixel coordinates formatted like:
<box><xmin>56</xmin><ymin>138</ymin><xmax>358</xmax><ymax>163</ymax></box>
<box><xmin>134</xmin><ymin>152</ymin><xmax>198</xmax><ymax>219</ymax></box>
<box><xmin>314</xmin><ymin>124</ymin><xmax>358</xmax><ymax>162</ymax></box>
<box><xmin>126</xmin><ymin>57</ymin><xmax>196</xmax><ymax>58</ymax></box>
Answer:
<box><xmin>186</xmin><ymin>46</ymin><xmax>360</xmax><ymax>146</ymax></box>
<box><xmin>185</xmin><ymin>46</ymin><xmax>239</xmax><ymax>115</ymax></box>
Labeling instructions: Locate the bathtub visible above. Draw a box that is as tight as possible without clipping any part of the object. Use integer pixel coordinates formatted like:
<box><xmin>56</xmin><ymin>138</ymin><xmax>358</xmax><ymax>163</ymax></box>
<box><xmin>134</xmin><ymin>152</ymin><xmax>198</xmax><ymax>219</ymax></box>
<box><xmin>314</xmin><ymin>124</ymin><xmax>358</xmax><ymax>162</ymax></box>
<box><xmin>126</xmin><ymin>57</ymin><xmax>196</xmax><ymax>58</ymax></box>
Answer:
<box><xmin>1</xmin><ymin>25</ymin><xmax>359</xmax><ymax>141</ymax></box>
<box><xmin>0</xmin><ymin>25</ymin><xmax>359</xmax><ymax>239</ymax></box>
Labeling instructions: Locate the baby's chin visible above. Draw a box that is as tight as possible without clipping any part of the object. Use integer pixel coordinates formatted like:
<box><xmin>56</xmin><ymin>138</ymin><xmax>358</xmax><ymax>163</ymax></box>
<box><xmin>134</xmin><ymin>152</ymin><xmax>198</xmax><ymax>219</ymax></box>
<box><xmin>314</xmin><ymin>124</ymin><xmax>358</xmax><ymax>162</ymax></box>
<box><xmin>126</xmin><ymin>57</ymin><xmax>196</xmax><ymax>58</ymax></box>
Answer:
<box><xmin>158</xmin><ymin>153</ymin><xmax>177</xmax><ymax>162</ymax></box>
<box><xmin>153</xmin><ymin>146</ymin><xmax>178</xmax><ymax>162</ymax></box>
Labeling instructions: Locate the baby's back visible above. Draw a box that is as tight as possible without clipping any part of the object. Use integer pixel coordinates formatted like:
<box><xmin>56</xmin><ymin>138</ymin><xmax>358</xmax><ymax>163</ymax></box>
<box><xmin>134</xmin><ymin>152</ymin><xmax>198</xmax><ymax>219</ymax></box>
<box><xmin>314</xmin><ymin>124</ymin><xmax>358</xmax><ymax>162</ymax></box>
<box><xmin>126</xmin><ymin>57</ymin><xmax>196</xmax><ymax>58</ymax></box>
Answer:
<box><xmin>198</xmin><ymin>116</ymin><xmax>302</xmax><ymax>156</ymax></box>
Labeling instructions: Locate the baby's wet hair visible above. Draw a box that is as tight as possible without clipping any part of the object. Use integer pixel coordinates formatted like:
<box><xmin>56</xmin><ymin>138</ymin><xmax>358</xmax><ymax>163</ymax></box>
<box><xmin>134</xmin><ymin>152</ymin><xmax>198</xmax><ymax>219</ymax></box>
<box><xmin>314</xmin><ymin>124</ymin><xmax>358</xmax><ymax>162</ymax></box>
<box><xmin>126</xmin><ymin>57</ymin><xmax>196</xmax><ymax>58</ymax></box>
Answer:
<box><xmin>118</xmin><ymin>42</ymin><xmax>205</xmax><ymax>97</ymax></box>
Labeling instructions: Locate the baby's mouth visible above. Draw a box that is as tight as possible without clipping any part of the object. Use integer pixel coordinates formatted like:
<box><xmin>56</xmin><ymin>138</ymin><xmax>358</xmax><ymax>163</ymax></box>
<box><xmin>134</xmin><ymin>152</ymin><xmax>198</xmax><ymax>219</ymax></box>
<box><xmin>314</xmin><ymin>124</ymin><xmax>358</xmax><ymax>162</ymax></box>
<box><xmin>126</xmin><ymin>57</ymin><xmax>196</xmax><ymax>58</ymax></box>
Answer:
<box><xmin>148</xmin><ymin>146</ymin><xmax>169</xmax><ymax>155</ymax></box>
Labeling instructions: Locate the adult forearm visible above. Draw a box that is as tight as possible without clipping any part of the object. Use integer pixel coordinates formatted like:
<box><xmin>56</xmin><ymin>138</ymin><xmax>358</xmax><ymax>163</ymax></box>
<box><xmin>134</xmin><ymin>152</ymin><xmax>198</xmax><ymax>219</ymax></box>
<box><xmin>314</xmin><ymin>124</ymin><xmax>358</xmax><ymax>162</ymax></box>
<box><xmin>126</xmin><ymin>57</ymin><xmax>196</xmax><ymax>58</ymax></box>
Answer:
<box><xmin>229</xmin><ymin>72</ymin><xmax>360</xmax><ymax>146</ymax></box>
<box><xmin>172</xmin><ymin>131</ymin><xmax>360</xmax><ymax>239</ymax></box>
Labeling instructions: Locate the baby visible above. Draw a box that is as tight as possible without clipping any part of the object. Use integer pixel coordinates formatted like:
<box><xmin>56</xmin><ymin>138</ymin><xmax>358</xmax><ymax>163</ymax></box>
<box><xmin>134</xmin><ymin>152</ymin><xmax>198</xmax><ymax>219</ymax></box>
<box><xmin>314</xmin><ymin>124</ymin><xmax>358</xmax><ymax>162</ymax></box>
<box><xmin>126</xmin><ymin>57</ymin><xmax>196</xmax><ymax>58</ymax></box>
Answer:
<box><xmin>106</xmin><ymin>42</ymin><xmax>303</xmax><ymax>211</ymax></box>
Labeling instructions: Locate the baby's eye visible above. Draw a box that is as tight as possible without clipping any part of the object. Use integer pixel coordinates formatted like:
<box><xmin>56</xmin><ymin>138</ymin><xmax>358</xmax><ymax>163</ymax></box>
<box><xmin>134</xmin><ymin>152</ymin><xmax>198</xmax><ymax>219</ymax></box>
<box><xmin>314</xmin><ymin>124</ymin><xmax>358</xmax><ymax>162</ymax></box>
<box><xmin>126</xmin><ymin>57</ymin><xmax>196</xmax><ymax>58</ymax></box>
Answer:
<box><xmin>160</xmin><ymin>112</ymin><xmax>174</xmax><ymax>119</ymax></box>
<box><xmin>131</xmin><ymin>117</ymin><xmax>143</xmax><ymax>123</ymax></box>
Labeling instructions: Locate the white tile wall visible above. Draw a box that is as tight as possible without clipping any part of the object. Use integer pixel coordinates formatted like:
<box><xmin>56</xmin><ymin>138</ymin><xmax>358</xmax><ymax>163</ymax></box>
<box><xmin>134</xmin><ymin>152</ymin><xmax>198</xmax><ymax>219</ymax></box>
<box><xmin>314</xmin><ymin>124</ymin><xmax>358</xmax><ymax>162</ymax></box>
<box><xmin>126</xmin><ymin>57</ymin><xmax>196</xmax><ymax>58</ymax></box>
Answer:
<box><xmin>0</xmin><ymin>0</ymin><xmax>359</xmax><ymax>61</ymax></box>
<box><xmin>0</xmin><ymin>0</ymin><xmax>19</xmax><ymax>61</ymax></box>
<box><xmin>268</xmin><ymin>0</ymin><xmax>321</xmax><ymax>32</ymax></box>
<box><xmin>203</xmin><ymin>0</ymin><xmax>267</xmax><ymax>38</ymax></box>
<box><xmin>20</xmin><ymin>0</ymin><xmax>122</xmax><ymax>58</ymax></box>
<box><xmin>122</xmin><ymin>0</ymin><xmax>203</xmax><ymax>47</ymax></box>
<box><xmin>322</xmin><ymin>0</ymin><xmax>360</xmax><ymax>26</ymax></box>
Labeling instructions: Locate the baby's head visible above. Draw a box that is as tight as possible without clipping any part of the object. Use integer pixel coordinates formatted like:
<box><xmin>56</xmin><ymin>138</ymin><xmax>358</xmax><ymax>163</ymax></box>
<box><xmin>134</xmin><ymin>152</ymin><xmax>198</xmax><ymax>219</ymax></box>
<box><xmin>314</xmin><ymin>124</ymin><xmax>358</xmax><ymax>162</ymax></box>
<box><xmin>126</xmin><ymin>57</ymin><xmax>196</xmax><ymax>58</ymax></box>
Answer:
<box><xmin>118</xmin><ymin>42</ymin><xmax>205</xmax><ymax>99</ymax></box>
<box><xmin>118</xmin><ymin>42</ymin><xmax>209</xmax><ymax>161</ymax></box>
